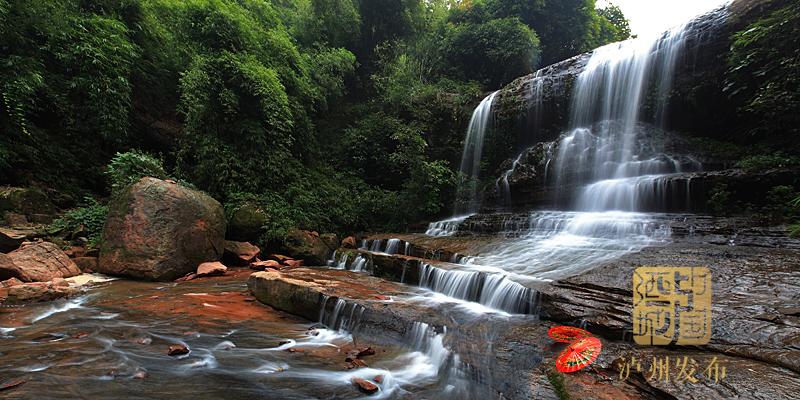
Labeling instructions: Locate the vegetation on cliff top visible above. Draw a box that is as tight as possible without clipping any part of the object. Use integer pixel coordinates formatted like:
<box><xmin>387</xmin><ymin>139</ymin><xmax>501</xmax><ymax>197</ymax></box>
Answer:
<box><xmin>0</xmin><ymin>0</ymin><xmax>630</xmax><ymax>241</ymax></box>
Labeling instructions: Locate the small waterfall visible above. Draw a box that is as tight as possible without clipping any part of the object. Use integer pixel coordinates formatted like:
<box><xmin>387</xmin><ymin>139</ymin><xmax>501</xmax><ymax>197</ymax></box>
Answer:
<box><xmin>385</xmin><ymin>239</ymin><xmax>402</xmax><ymax>255</ymax></box>
<box><xmin>455</xmin><ymin>91</ymin><xmax>499</xmax><ymax>215</ymax></box>
<box><xmin>418</xmin><ymin>264</ymin><xmax>538</xmax><ymax>314</ymax></box>
<box><xmin>426</xmin><ymin>215</ymin><xmax>470</xmax><ymax>237</ymax></box>
<box><xmin>496</xmin><ymin>152</ymin><xmax>525</xmax><ymax>206</ymax></box>
<box><xmin>350</xmin><ymin>255</ymin><xmax>367</xmax><ymax>272</ymax></box>
<box><xmin>318</xmin><ymin>296</ymin><xmax>364</xmax><ymax>332</ymax></box>
<box><xmin>326</xmin><ymin>250</ymin><xmax>337</xmax><ymax>267</ymax></box>
<box><xmin>369</xmin><ymin>239</ymin><xmax>383</xmax><ymax>252</ymax></box>
<box><xmin>406</xmin><ymin>322</ymin><xmax>451</xmax><ymax>372</ymax></box>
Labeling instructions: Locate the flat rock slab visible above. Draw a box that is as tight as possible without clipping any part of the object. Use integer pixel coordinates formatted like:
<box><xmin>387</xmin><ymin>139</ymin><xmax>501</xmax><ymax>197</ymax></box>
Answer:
<box><xmin>539</xmin><ymin>242</ymin><xmax>800</xmax><ymax>374</ymax></box>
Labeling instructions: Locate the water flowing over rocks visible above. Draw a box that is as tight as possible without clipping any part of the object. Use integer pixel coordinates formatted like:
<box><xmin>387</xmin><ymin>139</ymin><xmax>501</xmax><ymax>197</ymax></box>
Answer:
<box><xmin>97</xmin><ymin>177</ymin><xmax>226</xmax><ymax>281</ymax></box>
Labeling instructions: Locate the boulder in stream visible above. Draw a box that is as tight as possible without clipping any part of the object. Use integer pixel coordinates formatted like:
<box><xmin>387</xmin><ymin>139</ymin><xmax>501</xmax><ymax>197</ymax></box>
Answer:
<box><xmin>2</xmin><ymin>241</ymin><xmax>80</xmax><ymax>282</ymax></box>
<box><xmin>279</xmin><ymin>229</ymin><xmax>335</xmax><ymax>266</ymax></box>
<box><xmin>98</xmin><ymin>178</ymin><xmax>225</xmax><ymax>281</ymax></box>
<box><xmin>222</xmin><ymin>240</ymin><xmax>260</xmax><ymax>266</ymax></box>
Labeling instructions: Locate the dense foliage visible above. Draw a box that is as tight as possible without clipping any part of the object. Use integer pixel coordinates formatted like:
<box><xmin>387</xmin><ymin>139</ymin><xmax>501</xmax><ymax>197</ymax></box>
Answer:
<box><xmin>1</xmin><ymin>0</ymin><xmax>630</xmax><ymax>241</ymax></box>
<box><xmin>726</xmin><ymin>1</ymin><xmax>800</xmax><ymax>147</ymax></box>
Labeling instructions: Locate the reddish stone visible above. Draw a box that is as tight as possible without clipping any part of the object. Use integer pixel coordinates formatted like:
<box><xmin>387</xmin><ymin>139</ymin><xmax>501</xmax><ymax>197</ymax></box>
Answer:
<box><xmin>0</xmin><ymin>378</ymin><xmax>26</xmax><ymax>392</ymax></box>
<box><xmin>357</xmin><ymin>346</ymin><xmax>376</xmax><ymax>357</ymax></box>
<box><xmin>72</xmin><ymin>256</ymin><xmax>98</xmax><ymax>273</ymax></box>
<box><xmin>351</xmin><ymin>377</ymin><xmax>379</xmax><ymax>394</ymax></box>
<box><xmin>98</xmin><ymin>177</ymin><xmax>225</xmax><ymax>281</ymax></box>
<box><xmin>350</xmin><ymin>358</ymin><xmax>368</xmax><ymax>368</ymax></box>
<box><xmin>64</xmin><ymin>246</ymin><xmax>86</xmax><ymax>258</ymax></box>
<box><xmin>249</xmin><ymin>260</ymin><xmax>281</xmax><ymax>270</ymax></box>
<box><xmin>51</xmin><ymin>277</ymin><xmax>69</xmax><ymax>287</ymax></box>
<box><xmin>3</xmin><ymin>241</ymin><xmax>80</xmax><ymax>282</ymax></box>
<box><xmin>74</xmin><ymin>332</ymin><xmax>90</xmax><ymax>339</ymax></box>
<box><xmin>283</xmin><ymin>259</ymin><xmax>304</xmax><ymax>268</ymax></box>
<box><xmin>1</xmin><ymin>277</ymin><xmax>22</xmax><ymax>287</ymax></box>
<box><xmin>222</xmin><ymin>240</ymin><xmax>261</xmax><ymax>266</ymax></box>
<box><xmin>373</xmin><ymin>375</ymin><xmax>384</xmax><ymax>384</ymax></box>
<box><xmin>175</xmin><ymin>273</ymin><xmax>197</xmax><ymax>282</ymax></box>
<box><xmin>196</xmin><ymin>261</ymin><xmax>227</xmax><ymax>277</ymax></box>
<box><xmin>374</xmin><ymin>295</ymin><xmax>391</xmax><ymax>301</ymax></box>
<box><xmin>342</xmin><ymin>236</ymin><xmax>357</xmax><ymax>249</ymax></box>
<box><xmin>167</xmin><ymin>344</ymin><xmax>190</xmax><ymax>356</ymax></box>
<box><xmin>268</xmin><ymin>254</ymin><xmax>291</xmax><ymax>262</ymax></box>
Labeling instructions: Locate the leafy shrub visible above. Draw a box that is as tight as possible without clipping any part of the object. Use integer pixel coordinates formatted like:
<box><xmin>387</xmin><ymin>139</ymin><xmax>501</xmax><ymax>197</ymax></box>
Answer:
<box><xmin>49</xmin><ymin>197</ymin><xmax>108</xmax><ymax>247</ymax></box>
<box><xmin>791</xmin><ymin>195</ymin><xmax>800</xmax><ymax>237</ymax></box>
<box><xmin>106</xmin><ymin>150</ymin><xmax>168</xmax><ymax>193</ymax></box>
<box><xmin>707</xmin><ymin>183</ymin><xmax>732</xmax><ymax>215</ymax></box>
<box><xmin>736</xmin><ymin>153</ymin><xmax>800</xmax><ymax>171</ymax></box>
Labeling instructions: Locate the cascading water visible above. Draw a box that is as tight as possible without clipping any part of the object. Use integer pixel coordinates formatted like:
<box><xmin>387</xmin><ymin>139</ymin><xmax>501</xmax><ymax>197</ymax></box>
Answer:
<box><xmin>455</xmin><ymin>91</ymin><xmax>499</xmax><ymax>215</ymax></box>
<box><xmin>418</xmin><ymin>264</ymin><xmax>538</xmax><ymax>314</ymax></box>
<box><xmin>552</xmin><ymin>23</ymin><xmax>703</xmax><ymax>209</ymax></box>
<box><xmin>428</xmin><ymin>21</ymin><xmax>709</xmax><ymax>287</ymax></box>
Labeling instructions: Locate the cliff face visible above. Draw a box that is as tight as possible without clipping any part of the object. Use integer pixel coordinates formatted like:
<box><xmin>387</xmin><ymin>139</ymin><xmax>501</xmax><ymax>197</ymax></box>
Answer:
<box><xmin>477</xmin><ymin>0</ymin><xmax>794</xmax><ymax>212</ymax></box>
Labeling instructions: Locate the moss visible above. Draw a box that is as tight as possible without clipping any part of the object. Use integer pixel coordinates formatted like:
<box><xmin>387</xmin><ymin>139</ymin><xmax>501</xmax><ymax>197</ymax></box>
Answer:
<box><xmin>547</xmin><ymin>371</ymin><xmax>570</xmax><ymax>400</ymax></box>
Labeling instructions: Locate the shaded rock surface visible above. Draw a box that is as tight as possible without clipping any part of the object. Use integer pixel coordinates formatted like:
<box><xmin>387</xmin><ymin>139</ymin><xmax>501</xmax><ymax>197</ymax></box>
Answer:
<box><xmin>222</xmin><ymin>240</ymin><xmax>260</xmax><ymax>266</ymax></box>
<box><xmin>98</xmin><ymin>178</ymin><xmax>225</xmax><ymax>281</ymax></box>
<box><xmin>2</xmin><ymin>241</ymin><xmax>80</xmax><ymax>282</ymax></box>
<box><xmin>279</xmin><ymin>229</ymin><xmax>335</xmax><ymax>266</ymax></box>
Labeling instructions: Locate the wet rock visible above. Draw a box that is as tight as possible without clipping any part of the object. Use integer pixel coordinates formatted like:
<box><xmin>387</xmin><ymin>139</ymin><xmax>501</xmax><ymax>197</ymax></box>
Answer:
<box><xmin>167</xmin><ymin>344</ymin><xmax>190</xmax><ymax>356</ymax></box>
<box><xmin>279</xmin><ymin>229</ymin><xmax>335</xmax><ymax>265</ymax></box>
<box><xmin>0</xmin><ymin>281</ymin><xmax>78</xmax><ymax>304</ymax></box>
<box><xmin>98</xmin><ymin>177</ymin><xmax>225</xmax><ymax>281</ymax></box>
<box><xmin>351</xmin><ymin>377</ymin><xmax>379</xmax><ymax>394</ymax></box>
<box><xmin>0</xmin><ymin>378</ymin><xmax>26</xmax><ymax>392</ymax></box>
<box><xmin>175</xmin><ymin>273</ymin><xmax>198</xmax><ymax>282</ymax></box>
<box><xmin>222</xmin><ymin>240</ymin><xmax>260</xmax><ymax>266</ymax></box>
<box><xmin>3</xmin><ymin>241</ymin><xmax>80</xmax><ymax>282</ymax></box>
<box><xmin>357</xmin><ymin>346</ymin><xmax>376</xmax><ymax>357</ymax></box>
<box><xmin>132</xmin><ymin>370</ymin><xmax>147</xmax><ymax>380</ymax></box>
<box><xmin>249</xmin><ymin>260</ymin><xmax>281</xmax><ymax>270</ymax></box>
<box><xmin>373</xmin><ymin>375</ymin><xmax>384</xmax><ymax>384</ymax></box>
<box><xmin>342</xmin><ymin>236</ymin><xmax>357</xmax><ymax>249</ymax></box>
<box><xmin>72</xmin><ymin>256</ymin><xmax>98</xmax><ymax>273</ymax></box>
<box><xmin>196</xmin><ymin>261</ymin><xmax>227</xmax><ymax>278</ymax></box>
<box><xmin>74</xmin><ymin>332</ymin><xmax>90</xmax><ymax>339</ymax></box>
<box><xmin>226</xmin><ymin>202</ymin><xmax>268</xmax><ymax>242</ymax></box>
<box><xmin>349</xmin><ymin>358</ymin><xmax>368</xmax><ymax>368</ymax></box>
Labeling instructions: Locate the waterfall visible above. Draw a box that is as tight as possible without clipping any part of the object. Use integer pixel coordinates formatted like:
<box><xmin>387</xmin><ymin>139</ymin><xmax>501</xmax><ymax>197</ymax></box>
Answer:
<box><xmin>426</xmin><ymin>215</ymin><xmax>470</xmax><ymax>237</ymax></box>
<box><xmin>384</xmin><ymin>239</ymin><xmax>402</xmax><ymax>255</ymax></box>
<box><xmin>318</xmin><ymin>296</ymin><xmax>364</xmax><ymax>332</ymax></box>
<box><xmin>455</xmin><ymin>91</ymin><xmax>499</xmax><ymax>215</ymax></box>
<box><xmin>551</xmin><ymin>23</ymin><xmax>702</xmax><ymax>211</ymax></box>
<box><xmin>418</xmin><ymin>264</ymin><xmax>538</xmax><ymax>314</ymax></box>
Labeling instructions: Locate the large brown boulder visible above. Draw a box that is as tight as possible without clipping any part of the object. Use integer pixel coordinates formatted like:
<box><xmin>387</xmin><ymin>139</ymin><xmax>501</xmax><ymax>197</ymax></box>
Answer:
<box><xmin>98</xmin><ymin>178</ymin><xmax>225</xmax><ymax>281</ymax></box>
<box><xmin>0</xmin><ymin>281</ymin><xmax>78</xmax><ymax>304</ymax></box>
<box><xmin>280</xmin><ymin>229</ymin><xmax>335</xmax><ymax>266</ymax></box>
<box><xmin>1</xmin><ymin>241</ymin><xmax>80</xmax><ymax>282</ymax></box>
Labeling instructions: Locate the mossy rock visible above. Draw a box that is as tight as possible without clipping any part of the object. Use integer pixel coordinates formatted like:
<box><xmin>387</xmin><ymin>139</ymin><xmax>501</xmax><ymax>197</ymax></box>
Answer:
<box><xmin>0</xmin><ymin>187</ymin><xmax>54</xmax><ymax>217</ymax></box>
<box><xmin>227</xmin><ymin>202</ymin><xmax>268</xmax><ymax>242</ymax></box>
